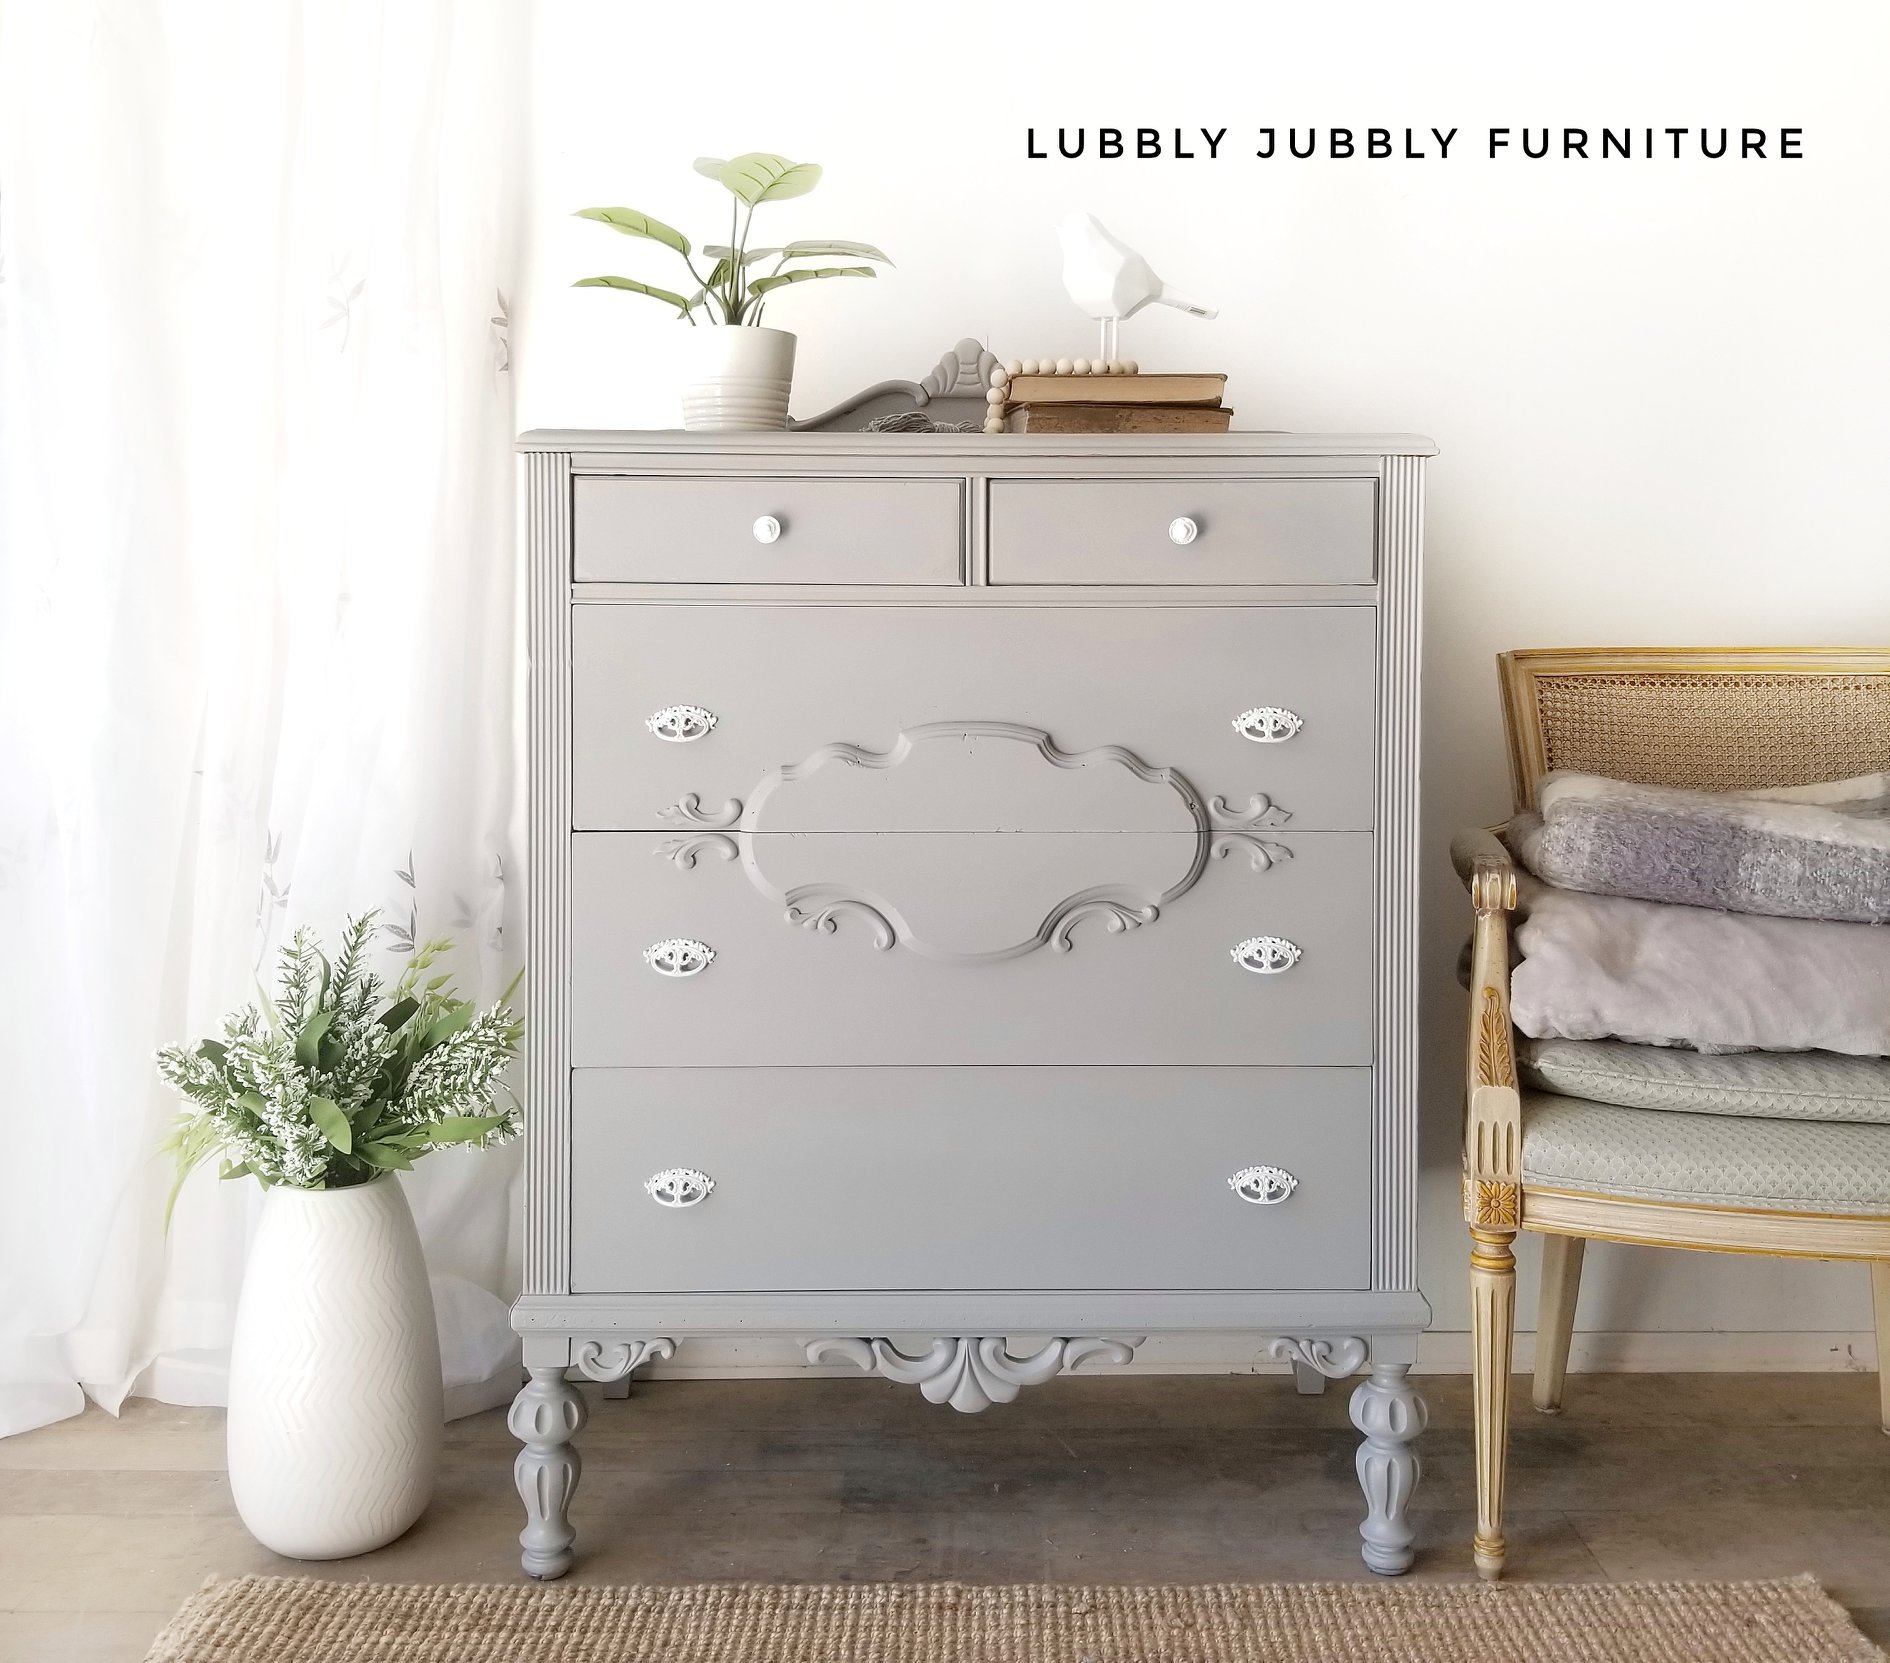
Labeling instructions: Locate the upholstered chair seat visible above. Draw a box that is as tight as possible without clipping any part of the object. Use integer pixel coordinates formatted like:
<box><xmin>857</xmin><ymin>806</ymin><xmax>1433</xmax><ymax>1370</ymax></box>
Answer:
<box><xmin>1522</xmin><ymin>1093</ymin><xmax>1890</xmax><ymax>1215</ymax></box>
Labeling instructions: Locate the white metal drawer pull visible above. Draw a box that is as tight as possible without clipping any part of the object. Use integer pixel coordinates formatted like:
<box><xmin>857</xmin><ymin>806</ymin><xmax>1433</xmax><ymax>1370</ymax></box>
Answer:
<box><xmin>1168</xmin><ymin>515</ymin><xmax>1199</xmax><ymax>546</ymax></box>
<box><xmin>646</xmin><ymin>705</ymin><xmax>717</xmax><ymax>743</ymax></box>
<box><xmin>1233</xmin><ymin>706</ymin><xmax>1304</xmax><ymax>744</ymax></box>
<box><xmin>752</xmin><ymin>515</ymin><xmax>782</xmax><ymax>544</ymax></box>
<box><xmin>1231</xmin><ymin>935</ymin><xmax>1302</xmax><ymax>974</ymax></box>
<box><xmin>645</xmin><ymin>1167</ymin><xmax>715</xmax><ymax>1208</ymax></box>
<box><xmin>1229</xmin><ymin>1164</ymin><xmax>1298</xmax><ymax>1205</ymax></box>
<box><xmin>643</xmin><ymin>938</ymin><xmax>715</xmax><ymax>977</ymax></box>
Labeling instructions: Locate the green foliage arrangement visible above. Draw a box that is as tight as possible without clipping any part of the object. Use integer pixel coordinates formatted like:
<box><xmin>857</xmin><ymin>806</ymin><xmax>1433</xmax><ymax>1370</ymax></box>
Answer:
<box><xmin>574</xmin><ymin>151</ymin><xmax>890</xmax><ymax>325</ymax></box>
<box><xmin>156</xmin><ymin>914</ymin><xmax>523</xmax><ymax>1212</ymax></box>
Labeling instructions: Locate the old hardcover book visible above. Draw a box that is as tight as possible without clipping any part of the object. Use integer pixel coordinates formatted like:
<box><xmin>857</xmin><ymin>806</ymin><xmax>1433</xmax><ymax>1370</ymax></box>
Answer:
<box><xmin>1002</xmin><ymin>372</ymin><xmax>1227</xmax><ymax>406</ymax></box>
<box><xmin>1005</xmin><ymin>403</ymin><xmax>1234</xmax><ymax>434</ymax></box>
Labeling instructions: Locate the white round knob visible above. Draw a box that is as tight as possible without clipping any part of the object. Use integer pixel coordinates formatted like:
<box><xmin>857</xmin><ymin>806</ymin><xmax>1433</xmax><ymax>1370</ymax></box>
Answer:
<box><xmin>1168</xmin><ymin>516</ymin><xmax>1199</xmax><ymax>546</ymax></box>
<box><xmin>752</xmin><ymin>515</ymin><xmax>782</xmax><ymax>544</ymax></box>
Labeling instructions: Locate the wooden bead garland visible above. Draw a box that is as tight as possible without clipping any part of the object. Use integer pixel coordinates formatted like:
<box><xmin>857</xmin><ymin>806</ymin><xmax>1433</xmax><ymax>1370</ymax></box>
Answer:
<box><xmin>983</xmin><ymin>355</ymin><xmax>1141</xmax><ymax>434</ymax></box>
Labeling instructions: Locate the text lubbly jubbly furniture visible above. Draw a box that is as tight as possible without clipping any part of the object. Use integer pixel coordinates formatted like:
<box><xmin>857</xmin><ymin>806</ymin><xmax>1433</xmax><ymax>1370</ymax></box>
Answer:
<box><xmin>510</xmin><ymin>430</ymin><xmax>1433</xmax><ymax>1576</ymax></box>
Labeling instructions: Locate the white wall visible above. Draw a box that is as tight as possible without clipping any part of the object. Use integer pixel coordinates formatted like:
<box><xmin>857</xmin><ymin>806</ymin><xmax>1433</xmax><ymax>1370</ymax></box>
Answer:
<box><xmin>518</xmin><ymin>0</ymin><xmax>1890</xmax><ymax>1368</ymax></box>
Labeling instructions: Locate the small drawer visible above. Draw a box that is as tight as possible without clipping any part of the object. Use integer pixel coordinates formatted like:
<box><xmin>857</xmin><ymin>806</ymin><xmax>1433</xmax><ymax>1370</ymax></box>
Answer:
<box><xmin>574</xmin><ymin>476</ymin><xmax>963</xmax><ymax>584</ymax></box>
<box><xmin>988</xmin><ymin>478</ymin><xmax>1376</xmax><ymax>585</ymax></box>
<box><xmin>569</xmin><ymin>1065</ymin><xmax>1371</xmax><ymax>1293</ymax></box>
<box><xmin>569</xmin><ymin>829</ymin><xmax>1375</xmax><ymax>1068</ymax></box>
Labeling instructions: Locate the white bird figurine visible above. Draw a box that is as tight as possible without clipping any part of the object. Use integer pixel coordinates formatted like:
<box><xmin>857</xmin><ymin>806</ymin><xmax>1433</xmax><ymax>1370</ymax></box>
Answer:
<box><xmin>1057</xmin><ymin>211</ymin><xmax>1217</xmax><ymax>361</ymax></box>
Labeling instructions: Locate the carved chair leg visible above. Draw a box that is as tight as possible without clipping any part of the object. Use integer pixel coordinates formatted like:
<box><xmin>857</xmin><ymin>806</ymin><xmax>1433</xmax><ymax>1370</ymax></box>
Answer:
<box><xmin>1871</xmin><ymin>1262</ymin><xmax>1890</xmax><ymax>1437</ymax></box>
<box><xmin>1470</xmin><ymin>1225</ymin><xmax>1517</xmax><ymax>1580</ymax></box>
<box><xmin>1349</xmin><ymin>1363</ymin><xmax>1427</xmax><ymax>1575</ymax></box>
<box><xmin>509</xmin><ymin>1366</ymin><xmax>588</xmax><ymax>1579</ymax></box>
<box><xmin>1533</xmin><ymin>1233</ymin><xmax>1585</xmax><ymax>1416</ymax></box>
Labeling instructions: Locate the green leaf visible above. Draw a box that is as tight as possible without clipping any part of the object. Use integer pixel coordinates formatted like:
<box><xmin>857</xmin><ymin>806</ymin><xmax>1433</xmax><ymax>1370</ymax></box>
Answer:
<box><xmin>748</xmin><ymin>265</ymin><xmax>875</xmax><ymax>297</ymax></box>
<box><xmin>692</xmin><ymin>156</ymin><xmax>727</xmax><ymax>180</ymax></box>
<box><xmin>573</xmin><ymin>206</ymin><xmax>690</xmax><ymax>255</ymax></box>
<box><xmin>356</xmin><ymin>1141</ymin><xmax>414</xmax><ymax>1172</ymax></box>
<box><xmin>237</xmin><ymin>1090</ymin><xmax>267</xmax><ymax>1123</ymax></box>
<box><xmin>197</xmin><ymin>1038</ymin><xmax>227</xmax><ymax>1066</ymax></box>
<box><xmin>218</xmin><ymin>1160</ymin><xmax>252</xmax><ymax>1181</ymax></box>
<box><xmin>379</xmin><ymin>996</ymin><xmax>419</xmax><ymax>1032</ymax></box>
<box><xmin>572</xmin><ymin>275</ymin><xmax>690</xmax><ymax>312</ymax></box>
<box><xmin>421</xmin><ymin>1001</ymin><xmax>475</xmax><ymax>1050</ymax></box>
<box><xmin>716</xmin><ymin>153</ymin><xmax>822</xmax><ymax>206</ymax></box>
<box><xmin>307</xmin><ymin>1094</ymin><xmax>352</xmax><ymax>1153</ymax></box>
<box><xmin>294</xmin><ymin>1008</ymin><xmax>333</xmax><ymax>1068</ymax></box>
<box><xmin>702</xmin><ymin>245</ymin><xmax>783</xmax><ymax>265</ymax></box>
<box><xmin>427</xmin><ymin>1114</ymin><xmax>507</xmax><ymax>1145</ymax></box>
<box><xmin>780</xmin><ymin>239</ymin><xmax>891</xmax><ymax>264</ymax></box>
<box><xmin>347</xmin><ymin>1093</ymin><xmax>390</xmax><ymax>1130</ymax></box>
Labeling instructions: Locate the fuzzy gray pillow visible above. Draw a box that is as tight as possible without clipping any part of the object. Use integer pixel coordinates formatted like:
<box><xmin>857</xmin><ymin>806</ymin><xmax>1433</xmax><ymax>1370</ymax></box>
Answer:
<box><xmin>1509</xmin><ymin>771</ymin><xmax>1890</xmax><ymax>924</ymax></box>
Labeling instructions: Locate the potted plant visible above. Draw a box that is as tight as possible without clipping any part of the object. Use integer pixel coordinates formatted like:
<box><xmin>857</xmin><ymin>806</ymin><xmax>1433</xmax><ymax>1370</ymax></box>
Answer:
<box><xmin>156</xmin><ymin>915</ymin><xmax>522</xmax><ymax>1559</ymax></box>
<box><xmin>575</xmin><ymin>151</ymin><xmax>890</xmax><ymax>431</ymax></box>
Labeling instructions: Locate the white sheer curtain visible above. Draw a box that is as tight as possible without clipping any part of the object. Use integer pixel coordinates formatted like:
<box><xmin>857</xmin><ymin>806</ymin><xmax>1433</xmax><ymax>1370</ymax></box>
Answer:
<box><xmin>0</xmin><ymin>0</ymin><xmax>529</xmax><ymax>1436</ymax></box>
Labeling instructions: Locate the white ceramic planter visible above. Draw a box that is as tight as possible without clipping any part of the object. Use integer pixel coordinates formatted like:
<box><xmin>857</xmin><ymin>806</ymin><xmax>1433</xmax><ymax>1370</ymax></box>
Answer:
<box><xmin>226</xmin><ymin>1174</ymin><xmax>443</xmax><ymax>1559</ymax></box>
<box><xmin>680</xmin><ymin>325</ymin><xmax>796</xmax><ymax>431</ymax></box>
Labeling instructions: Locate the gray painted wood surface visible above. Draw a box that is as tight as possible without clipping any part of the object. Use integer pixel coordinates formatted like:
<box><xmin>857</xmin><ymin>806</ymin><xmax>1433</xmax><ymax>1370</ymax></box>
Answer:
<box><xmin>572</xmin><ymin>603</ymin><xmax>1378</xmax><ymax>833</ymax></box>
<box><xmin>1372</xmin><ymin>454</ymin><xmax>1424</xmax><ymax>1292</ymax></box>
<box><xmin>569</xmin><ymin>830</ymin><xmax>1374</xmax><ymax>1067</ymax></box>
<box><xmin>988</xmin><ymin>477</ymin><xmax>1377</xmax><ymax>585</ymax></box>
<box><xmin>575</xmin><ymin>476</ymin><xmax>963</xmax><ymax>584</ymax></box>
<box><xmin>518</xmin><ymin>430</ymin><xmax>1432</xmax><ymax>1576</ymax></box>
<box><xmin>568</xmin><ymin>1066</ymin><xmax>1371</xmax><ymax>1294</ymax></box>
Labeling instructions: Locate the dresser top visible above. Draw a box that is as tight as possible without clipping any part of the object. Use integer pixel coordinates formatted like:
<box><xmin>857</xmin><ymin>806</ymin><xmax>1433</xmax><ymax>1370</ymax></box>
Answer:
<box><xmin>517</xmin><ymin>430</ymin><xmax>1436</xmax><ymax>459</ymax></box>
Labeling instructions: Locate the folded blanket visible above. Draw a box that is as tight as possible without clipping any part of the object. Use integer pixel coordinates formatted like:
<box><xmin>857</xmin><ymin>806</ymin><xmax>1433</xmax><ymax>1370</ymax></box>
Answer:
<box><xmin>1509</xmin><ymin>770</ymin><xmax>1890</xmax><ymax>923</ymax></box>
<box><xmin>1508</xmin><ymin>870</ymin><xmax>1890</xmax><ymax>1055</ymax></box>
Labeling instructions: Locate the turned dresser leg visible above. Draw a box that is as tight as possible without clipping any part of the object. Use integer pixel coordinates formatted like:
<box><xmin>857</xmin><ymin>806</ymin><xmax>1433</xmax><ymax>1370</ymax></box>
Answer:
<box><xmin>1349</xmin><ymin>1362</ymin><xmax>1427</xmax><ymax>1575</ymax></box>
<box><xmin>509</xmin><ymin>1366</ymin><xmax>588</xmax><ymax>1579</ymax></box>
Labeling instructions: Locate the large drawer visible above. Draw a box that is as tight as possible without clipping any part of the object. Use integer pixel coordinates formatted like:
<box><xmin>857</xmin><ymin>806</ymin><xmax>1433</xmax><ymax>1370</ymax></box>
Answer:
<box><xmin>988</xmin><ymin>478</ymin><xmax>1376</xmax><ymax>585</ymax></box>
<box><xmin>573</xmin><ymin>476</ymin><xmax>963</xmax><ymax>584</ymax></box>
<box><xmin>569</xmin><ymin>1065</ymin><xmax>1371</xmax><ymax>1293</ymax></box>
<box><xmin>573</xmin><ymin>604</ymin><xmax>1377</xmax><ymax>832</ymax></box>
<box><xmin>570</xmin><ymin>829</ymin><xmax>1374</xmax><ymax>1067</ymax></box>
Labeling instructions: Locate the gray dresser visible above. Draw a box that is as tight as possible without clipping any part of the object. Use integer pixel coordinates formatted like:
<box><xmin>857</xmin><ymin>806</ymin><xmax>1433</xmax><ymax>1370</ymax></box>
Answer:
<box><xmin>510</xmin><ymin>430</ymin><xmax>1434</xmax><ymax>1578</ymax></box>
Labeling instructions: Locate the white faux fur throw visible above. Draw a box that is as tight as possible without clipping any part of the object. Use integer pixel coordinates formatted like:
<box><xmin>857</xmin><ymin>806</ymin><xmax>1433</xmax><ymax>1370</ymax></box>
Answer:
<box><xmin>1509</xmin><ymin>870</ymin><xmax>1890</xmax><ymax>1055</ymax></box>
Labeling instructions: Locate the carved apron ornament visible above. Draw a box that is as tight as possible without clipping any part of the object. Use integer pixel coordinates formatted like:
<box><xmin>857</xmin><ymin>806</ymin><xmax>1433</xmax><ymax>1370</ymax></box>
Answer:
<box><xmin>657</xmin><ymin>721</ymin><xmax>1295</xmax><ymax>962</ymax></box>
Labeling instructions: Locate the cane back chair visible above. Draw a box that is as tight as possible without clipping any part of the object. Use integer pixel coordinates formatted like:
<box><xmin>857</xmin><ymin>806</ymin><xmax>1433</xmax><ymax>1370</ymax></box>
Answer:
<box><xmin>1453</xmin><ymin>646</ymin><xmax>1890</xmax><ymax>1580</ymax></box>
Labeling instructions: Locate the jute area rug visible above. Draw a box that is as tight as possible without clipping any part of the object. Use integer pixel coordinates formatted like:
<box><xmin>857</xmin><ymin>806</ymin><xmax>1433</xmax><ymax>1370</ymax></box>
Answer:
<box><xmin>144</xmin><ymin>1574</ymin><xmax>1883</xmax><ymax>1662</ymax></box>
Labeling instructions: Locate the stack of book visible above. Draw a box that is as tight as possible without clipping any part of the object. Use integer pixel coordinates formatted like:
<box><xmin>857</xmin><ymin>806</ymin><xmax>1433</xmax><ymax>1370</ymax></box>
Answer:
<box><xmin>1002</xmin><ymin>372</ymin><xmax>1231</xmax><ymax>434</ymax></box>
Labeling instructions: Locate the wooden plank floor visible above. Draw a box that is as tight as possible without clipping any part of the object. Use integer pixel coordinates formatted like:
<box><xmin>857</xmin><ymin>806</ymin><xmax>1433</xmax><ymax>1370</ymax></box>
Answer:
<box><xmin>2</xmin><ymin>1372</ymin><xmax>1887</xmax><ymax>1661</ymax></box>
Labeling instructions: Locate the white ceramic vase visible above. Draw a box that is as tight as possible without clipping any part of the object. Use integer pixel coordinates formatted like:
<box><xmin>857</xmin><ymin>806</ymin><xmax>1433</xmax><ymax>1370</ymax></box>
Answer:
<box><xmin>680</xmin><ymin>324</ymin><xmax>796</xmax><ymax>431</ymax></box>
<box><xmin>226</xmin><ymin>1174</ymin><xmax>444</xmax><ymax>1559</ymax></box>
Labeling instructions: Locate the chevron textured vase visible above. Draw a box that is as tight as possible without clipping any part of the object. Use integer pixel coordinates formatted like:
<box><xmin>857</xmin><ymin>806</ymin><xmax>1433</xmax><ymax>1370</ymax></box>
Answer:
<box><xmin>226</xmin><ymin>1174</ymin><xmax>443</xmax><ymax>1558</ymax></box>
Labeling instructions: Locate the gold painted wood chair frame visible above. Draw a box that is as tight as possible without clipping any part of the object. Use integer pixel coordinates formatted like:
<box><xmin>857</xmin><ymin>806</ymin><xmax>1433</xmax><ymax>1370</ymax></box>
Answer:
<box><xmin>1457</xmin><ymin>646</ymin><xmax>1890</xmax><ymax>1579</ymax></box>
